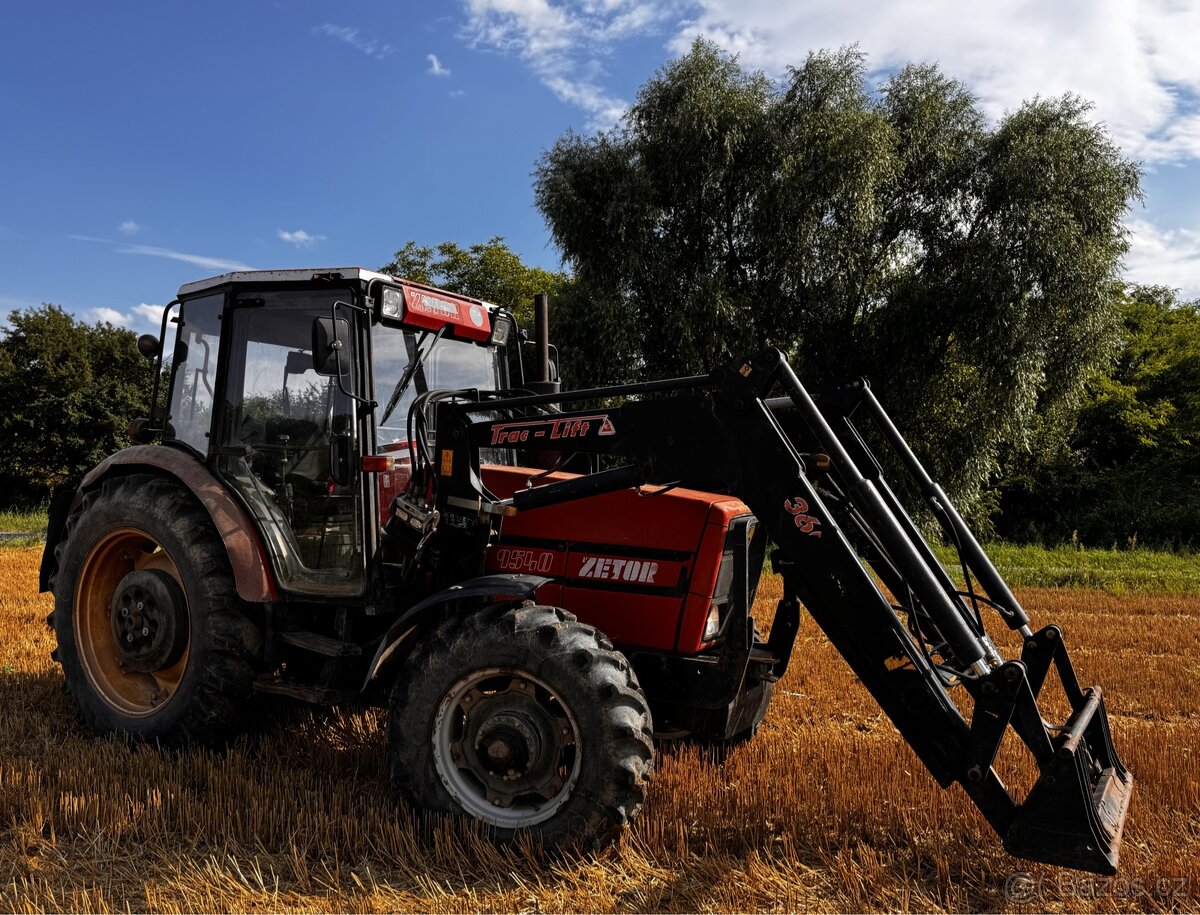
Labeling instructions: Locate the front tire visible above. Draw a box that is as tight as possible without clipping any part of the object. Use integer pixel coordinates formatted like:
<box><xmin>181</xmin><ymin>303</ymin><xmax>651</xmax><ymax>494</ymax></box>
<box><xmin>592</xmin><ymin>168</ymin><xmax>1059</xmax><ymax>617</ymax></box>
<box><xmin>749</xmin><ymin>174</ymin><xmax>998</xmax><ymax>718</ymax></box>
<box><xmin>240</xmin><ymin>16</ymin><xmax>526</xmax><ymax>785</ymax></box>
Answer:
<box><xmin>49</xmin><ymin>473</ymin><xmax>263</xmax><ymax>743</ymax></box>
<box><xmin>388</xmin><ymin>604</ymin><xmax>654</xmax><ymax>849</ymax></box>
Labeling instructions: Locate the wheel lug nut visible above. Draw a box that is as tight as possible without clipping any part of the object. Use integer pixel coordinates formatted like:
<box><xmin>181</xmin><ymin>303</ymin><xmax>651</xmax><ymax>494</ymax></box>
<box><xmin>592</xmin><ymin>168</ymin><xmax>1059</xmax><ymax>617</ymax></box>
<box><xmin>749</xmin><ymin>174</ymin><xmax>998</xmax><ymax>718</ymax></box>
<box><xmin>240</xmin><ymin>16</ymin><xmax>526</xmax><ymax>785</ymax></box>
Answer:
<box><xmin>126</xmin><ymin>634</ymin><xmax>134</xmax><ymax>643</ymax></box>
<box><xmin>121</xmin><ymin>608</ymin><xmax>129</xmax><ymax>617</ymax></box>
<box><xmin>136</xmin><ymin>601</ymin><xmax>144</xmax><ymax>611</ymax></box>
<box><xmin>142</xmin><ymin>627</ymin><xmax>149</xmax><ymax>636</ymax></box>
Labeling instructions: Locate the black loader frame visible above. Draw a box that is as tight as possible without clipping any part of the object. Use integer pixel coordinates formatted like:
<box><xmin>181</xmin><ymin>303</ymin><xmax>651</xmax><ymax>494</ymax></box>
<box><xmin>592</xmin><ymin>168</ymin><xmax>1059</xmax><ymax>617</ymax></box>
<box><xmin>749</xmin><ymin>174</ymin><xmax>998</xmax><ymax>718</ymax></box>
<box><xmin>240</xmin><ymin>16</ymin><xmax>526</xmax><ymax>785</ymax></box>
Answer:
<box><xmin>428</xmin><ymin>348</ymin><xmax>1132</xmax><ymax>875</ymax></box>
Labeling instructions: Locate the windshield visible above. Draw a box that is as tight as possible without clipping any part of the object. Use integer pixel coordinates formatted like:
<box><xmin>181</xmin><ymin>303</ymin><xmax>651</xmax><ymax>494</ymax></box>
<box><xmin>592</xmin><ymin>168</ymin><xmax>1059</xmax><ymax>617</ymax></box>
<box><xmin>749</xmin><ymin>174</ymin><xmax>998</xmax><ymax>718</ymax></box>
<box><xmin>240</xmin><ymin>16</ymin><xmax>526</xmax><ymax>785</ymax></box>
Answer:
<box><xmin>374</xmin><ymin>327</ymin><xmax>504</xmax><ymax>449</ymax></box>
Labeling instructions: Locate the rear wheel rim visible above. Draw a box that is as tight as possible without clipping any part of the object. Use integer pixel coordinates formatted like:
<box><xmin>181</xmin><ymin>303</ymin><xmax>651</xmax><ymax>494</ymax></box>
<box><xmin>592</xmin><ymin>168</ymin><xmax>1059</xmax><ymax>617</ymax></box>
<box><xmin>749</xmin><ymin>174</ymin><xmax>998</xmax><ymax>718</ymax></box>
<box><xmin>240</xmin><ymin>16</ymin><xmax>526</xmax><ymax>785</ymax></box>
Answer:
<box><xmin>432</xmin><ymin>666</ymin><xmax>582</xmax><ymax>828</ymax></box>
<box><xmin>74</xmin><ymin>527</ymin><xmax>190</xmax><ymax>717</ymax></box>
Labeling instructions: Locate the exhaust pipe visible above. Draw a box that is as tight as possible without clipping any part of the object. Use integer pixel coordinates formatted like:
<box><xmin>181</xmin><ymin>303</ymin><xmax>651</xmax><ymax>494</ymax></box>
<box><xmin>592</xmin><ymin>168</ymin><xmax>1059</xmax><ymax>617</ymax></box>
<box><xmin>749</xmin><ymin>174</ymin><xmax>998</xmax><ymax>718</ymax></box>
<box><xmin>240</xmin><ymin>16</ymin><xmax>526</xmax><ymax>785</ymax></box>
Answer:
<box><xmin>528</xmin><ymin>293</ymin><xmax>560</xmax><ymax>397</ymax></box>
<box><xmin>525</xmin><ymin>293</ymin><xmax>562</xmax><ymax>470</ymax></box>
<box><xmin>535</xmin><ymin>293</ymin><xmax>551</xmax><ymax>384</ymax></box>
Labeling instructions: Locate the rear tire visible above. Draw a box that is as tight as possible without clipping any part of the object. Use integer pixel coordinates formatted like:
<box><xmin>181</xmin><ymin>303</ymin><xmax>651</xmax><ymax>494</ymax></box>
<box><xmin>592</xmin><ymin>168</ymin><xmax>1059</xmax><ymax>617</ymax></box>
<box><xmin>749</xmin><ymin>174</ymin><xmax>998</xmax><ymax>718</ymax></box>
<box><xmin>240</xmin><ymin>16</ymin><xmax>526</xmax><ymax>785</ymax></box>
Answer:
<box><xmin>49</xmin><ymin>473</ymin><xmax>263</xmax><ymax>744</ymax></box>
<box><xmin>388</xmin><ymin>604</ymin><xmax>654</xmax><ymax>849</ymax></box>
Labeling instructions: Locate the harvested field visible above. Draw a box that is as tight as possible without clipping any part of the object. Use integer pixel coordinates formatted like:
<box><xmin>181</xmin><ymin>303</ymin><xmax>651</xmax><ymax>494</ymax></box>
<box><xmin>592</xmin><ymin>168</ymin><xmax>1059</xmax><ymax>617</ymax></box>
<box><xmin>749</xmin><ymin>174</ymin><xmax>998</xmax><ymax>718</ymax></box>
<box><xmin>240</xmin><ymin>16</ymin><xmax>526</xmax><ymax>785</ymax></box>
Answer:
<box><xmin>1</xmin><ymin>547</ymin><xmax>1197</xmax><ymax>913</ymax></box>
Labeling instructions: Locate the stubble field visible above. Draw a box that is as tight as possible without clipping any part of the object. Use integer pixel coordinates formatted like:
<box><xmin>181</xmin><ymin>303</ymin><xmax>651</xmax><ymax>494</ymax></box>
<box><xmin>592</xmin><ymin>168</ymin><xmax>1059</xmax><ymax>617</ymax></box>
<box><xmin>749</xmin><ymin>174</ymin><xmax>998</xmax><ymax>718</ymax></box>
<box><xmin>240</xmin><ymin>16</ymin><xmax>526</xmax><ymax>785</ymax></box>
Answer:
<box><xmin>0</xmin><ymin>547</ymin><xmax>1197</xmax><ymax>913</ymax></box>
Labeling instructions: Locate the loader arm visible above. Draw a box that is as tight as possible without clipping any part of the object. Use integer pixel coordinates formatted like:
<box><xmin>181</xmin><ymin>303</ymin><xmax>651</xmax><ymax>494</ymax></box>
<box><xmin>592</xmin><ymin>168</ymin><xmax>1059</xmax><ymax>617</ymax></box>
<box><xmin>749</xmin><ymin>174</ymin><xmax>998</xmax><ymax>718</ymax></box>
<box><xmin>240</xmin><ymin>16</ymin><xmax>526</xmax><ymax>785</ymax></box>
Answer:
<box><xmin>430</xmin><ymin>348</ymin><xmax>1132</xmax><ymax>875</ymax></box>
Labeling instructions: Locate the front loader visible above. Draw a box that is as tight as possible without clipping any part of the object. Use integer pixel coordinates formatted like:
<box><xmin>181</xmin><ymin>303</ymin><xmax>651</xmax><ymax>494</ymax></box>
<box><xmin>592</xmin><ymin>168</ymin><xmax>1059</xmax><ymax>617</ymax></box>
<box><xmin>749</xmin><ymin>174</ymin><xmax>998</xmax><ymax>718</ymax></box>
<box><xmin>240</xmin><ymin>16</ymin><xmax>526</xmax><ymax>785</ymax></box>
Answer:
<box><xmin>425</xmin><ymin>349</ymin><xmax>1132</xmax><ymax>874</ymax></box>
<box><xmin>41</xmin><ymin>268</ymin><xmax>1130</xmax><ymax>874</ymax></box>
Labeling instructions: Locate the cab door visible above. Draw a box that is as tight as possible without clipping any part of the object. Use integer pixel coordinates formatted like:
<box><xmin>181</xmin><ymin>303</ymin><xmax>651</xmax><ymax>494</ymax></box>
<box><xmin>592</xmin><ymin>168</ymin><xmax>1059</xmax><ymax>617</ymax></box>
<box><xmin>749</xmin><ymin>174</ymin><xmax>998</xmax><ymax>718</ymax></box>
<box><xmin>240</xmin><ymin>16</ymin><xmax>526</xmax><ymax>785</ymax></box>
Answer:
<box><xmin>211</xmin><ymin>289</ymin><xmax>365</xmax><ymax>596</ymax></box>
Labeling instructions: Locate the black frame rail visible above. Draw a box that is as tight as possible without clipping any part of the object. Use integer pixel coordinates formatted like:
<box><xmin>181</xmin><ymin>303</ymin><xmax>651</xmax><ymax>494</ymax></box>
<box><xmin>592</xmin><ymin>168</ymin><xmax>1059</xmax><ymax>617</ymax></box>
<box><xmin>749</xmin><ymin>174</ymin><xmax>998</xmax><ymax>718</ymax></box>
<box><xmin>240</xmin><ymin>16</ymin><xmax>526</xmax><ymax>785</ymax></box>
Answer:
<box><xmin>791</xmin><ymin>378</ymin><xmax>1132</xmax><ymax>872</ymax></box>
<box><xmin>432</xmin><ymin>348</ymin><xmax>1132</xmax><ymax>874</ymax></box>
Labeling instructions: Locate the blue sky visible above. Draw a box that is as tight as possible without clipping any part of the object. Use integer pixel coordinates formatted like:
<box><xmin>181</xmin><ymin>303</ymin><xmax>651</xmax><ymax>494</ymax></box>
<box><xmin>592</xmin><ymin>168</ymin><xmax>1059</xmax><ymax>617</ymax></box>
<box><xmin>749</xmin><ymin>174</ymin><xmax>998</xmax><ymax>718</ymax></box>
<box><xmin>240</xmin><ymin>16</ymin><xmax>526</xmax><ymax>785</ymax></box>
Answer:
<box><xmin>4</xmin><ymin>1</ymin><xmax>1200</xmax><ymax>330</ymax></box>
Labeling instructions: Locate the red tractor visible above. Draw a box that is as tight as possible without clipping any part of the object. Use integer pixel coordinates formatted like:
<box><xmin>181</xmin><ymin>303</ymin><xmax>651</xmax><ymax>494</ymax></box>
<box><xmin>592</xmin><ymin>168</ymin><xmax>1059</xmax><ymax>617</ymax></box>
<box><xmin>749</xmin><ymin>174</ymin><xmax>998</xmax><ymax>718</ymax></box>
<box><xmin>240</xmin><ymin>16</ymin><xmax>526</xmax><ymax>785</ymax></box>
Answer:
<box><xmin>42</xmin><ymin>268</ymin><xmax>1131</xmax><ymax>872</ymax></box>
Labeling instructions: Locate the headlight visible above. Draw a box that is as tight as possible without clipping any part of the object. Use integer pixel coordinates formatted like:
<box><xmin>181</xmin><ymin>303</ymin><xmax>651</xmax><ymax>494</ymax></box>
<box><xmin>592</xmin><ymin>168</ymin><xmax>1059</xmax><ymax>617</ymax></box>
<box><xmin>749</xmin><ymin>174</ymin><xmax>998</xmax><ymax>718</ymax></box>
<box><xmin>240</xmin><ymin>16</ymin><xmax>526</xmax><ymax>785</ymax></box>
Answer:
<box><xmin>703</xmin><ymin>604</ymin><xmax>722</xmax><ymax>642</ymax></box>
<box><xmin>380</xmin><ymin>286</ymin><xmax>404</xmax><ymax>319</ymax></box>
<box><xmin>489</xmin><ymin>310</ymin><xmax>513</xmax><ymax>346</ymax></box>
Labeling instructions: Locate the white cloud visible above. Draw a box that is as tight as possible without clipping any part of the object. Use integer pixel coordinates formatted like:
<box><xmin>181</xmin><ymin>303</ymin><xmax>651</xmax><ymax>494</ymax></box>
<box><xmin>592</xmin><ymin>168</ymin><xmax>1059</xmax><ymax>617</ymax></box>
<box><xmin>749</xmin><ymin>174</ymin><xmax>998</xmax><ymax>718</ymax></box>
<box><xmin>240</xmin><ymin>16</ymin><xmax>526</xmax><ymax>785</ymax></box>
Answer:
<box><xmin>134</xmin><ymin>303</ymin><xmax>165</xmax><ymax>323</ymax></box>
<box><xmin>459</xmin><ymin>2</ymin><xmax>1200</xmax><ymax>159</ymax></box>
<box><xmin>118</xmin><ymin>243</ymin><xmax>251</xmax><ymax>272</ymax></box>
<box><xmin>313</xmin><ymin>23</ymin><xmax>395</xmax><ymax>60</ymax></box>
<box><xmin>427</xmin><ymin>53</ymin><xmax>451</xmax><ymax>77</ymax></box>
<box><xmin>70</xmin><ymin>233</ymin><xmax>252</xmax><ymax>272</ymax></box>
<box><xmin>118</xmin><ymin>219</ymin><xmax>140</xmax><ymax>236</ymax></box>
<box><xmin>87</xmin><ymin>302</ymin><xmax>170</xmax><ymax>329</ymax></box>
<box><xmin>278</xmin><ymin>229</ymin><xmax>325</xmax><ymax>248</ymax></box>
<box><xmin>90</xmin><ymin>307</ymin><xmax>133</xmax><ymax>327</ymax></box>
<box><xmin>1125</xmin><ymin>218</ymin><xmax>1200</xmax><ymax>299</ymax></box>
<box><xmin>461</xmin><ymin>0</ymin><xmax>674</xmax><ymax>129</ymax></box>
<box><xmin>669</xmin><ymin>0</ymin><xmax>1200</xmax><ymax>165</ymax></box>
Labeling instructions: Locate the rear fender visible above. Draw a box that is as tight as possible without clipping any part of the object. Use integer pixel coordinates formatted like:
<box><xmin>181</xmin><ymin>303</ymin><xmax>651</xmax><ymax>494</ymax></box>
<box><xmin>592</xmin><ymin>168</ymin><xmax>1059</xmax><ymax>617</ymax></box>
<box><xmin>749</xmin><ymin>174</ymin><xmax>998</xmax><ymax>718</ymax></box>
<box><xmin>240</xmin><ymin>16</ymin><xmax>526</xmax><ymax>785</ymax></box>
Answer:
<box><xmin>39</xmin><ymin>445</ymin><xmax>276</xmax><ymax>603</ymax></box>
<box><xmin>364</xmin><ymin>573</ymin><xmax>550</xmax><ymax>689</ymax></box>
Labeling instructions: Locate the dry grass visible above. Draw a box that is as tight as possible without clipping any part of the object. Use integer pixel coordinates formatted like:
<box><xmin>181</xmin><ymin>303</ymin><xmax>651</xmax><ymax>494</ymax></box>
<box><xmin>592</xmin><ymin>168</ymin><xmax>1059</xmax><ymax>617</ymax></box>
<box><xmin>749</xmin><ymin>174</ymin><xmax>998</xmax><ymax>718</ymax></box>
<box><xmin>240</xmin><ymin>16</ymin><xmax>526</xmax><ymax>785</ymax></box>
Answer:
<box><xmin>0</xmin><ymin>548</ymin><xmax>1196</xmax><ymax>913</ymax></box>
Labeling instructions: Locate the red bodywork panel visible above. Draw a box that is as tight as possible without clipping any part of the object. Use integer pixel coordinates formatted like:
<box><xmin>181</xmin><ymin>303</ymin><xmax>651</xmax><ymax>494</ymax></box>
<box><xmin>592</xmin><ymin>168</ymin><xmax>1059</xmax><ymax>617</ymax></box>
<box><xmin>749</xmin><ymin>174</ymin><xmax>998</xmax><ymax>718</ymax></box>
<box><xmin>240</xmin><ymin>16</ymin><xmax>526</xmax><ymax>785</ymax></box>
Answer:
<box><xmin>397</xmin><ymin>284</ymin><xmax>491</xmax><ymax>342</ymax></box>
<box><xmin>481</xmin><ymin>465</ymin><xmax>751</xmax><ymax>654</ymax></box>
<box><xmin>376</xmin><ymin>450</ymin><xmax>413</xmax><ymax>514</ymax></box>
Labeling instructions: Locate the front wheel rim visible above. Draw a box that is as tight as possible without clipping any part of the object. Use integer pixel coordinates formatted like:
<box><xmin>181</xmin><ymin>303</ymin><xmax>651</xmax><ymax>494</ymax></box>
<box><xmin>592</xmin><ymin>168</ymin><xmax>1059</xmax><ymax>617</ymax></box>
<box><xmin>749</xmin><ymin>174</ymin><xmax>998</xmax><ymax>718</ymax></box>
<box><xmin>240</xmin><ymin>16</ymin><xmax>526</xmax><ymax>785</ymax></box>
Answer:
<box><xmin>432</xmin><ymin>666</ymin><xmax>582</xmax><ymax>828</ymax></box>
<box><xmin>73</xmin><ymin>528</ymin><xmax>190</xmax><ymax>717</ymax></box>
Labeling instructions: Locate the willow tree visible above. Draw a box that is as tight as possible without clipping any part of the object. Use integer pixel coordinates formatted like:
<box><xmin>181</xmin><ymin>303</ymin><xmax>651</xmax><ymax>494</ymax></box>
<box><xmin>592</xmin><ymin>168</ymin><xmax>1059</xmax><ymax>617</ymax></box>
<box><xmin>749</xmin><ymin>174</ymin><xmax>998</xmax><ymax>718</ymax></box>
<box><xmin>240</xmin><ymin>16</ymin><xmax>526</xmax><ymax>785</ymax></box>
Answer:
<box><xmin>535</xmin><ymin>40</ymin><xmax>1141</xmax><ymax>514</ymax></box>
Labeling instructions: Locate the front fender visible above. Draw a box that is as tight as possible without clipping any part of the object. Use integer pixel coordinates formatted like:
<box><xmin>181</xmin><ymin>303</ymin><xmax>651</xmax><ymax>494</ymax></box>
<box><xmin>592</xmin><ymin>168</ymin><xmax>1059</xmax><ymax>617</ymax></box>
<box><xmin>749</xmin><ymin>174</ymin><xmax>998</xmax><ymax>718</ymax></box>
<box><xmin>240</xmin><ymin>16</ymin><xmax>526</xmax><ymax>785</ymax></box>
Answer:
<box><xmin>363</xmin><ymin>573</ymin><xmax>550</xmax><ymax>689</ymax></box>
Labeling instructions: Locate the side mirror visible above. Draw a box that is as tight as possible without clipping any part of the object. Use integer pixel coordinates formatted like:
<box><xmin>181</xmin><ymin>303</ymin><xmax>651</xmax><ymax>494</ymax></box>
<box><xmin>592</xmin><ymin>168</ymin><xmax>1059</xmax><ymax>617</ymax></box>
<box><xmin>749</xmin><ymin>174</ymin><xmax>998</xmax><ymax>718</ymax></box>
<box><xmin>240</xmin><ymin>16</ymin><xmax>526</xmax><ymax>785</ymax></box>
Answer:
<box><xmin>312</xmin><ymin>316</ymin><xmax>350</xmax><ymax>376</ymax></box>
<box><xmin>137</xmin><ymin>334</ymin><xmax>161</xmax><ymax>360</ymax></box>
<box><xmin>127</xmin><ymin>416</ymin><xmax>156</xmax><ymax>444</ymax></box>
<box><xmin>285</xmin><ymin>350</ymin><xmax>312</xmax><ymax>376</ymax></box>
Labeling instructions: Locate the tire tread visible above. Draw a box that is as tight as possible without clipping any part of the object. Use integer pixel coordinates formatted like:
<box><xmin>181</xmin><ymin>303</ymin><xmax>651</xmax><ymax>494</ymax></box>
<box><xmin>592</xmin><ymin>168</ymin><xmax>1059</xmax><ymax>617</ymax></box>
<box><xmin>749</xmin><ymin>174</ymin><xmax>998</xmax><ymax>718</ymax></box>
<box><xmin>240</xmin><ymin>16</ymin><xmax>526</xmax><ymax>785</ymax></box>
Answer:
<box><xmin>389</xmin><ymin>603</ymin><xmax>653</xmax><ymax>849</ymax></box>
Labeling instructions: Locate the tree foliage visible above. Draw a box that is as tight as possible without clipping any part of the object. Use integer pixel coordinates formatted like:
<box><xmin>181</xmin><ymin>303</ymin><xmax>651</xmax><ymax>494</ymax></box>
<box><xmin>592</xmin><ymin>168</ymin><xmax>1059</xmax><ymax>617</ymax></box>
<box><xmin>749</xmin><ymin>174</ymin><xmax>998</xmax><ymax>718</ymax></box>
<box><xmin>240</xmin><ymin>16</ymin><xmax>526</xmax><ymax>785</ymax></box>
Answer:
<box><xmin>996</xmin><ymin>286</ymin><xmax>1200</xmax><ymax>546</ymax></box>
<box><xmin>0</xmin><ymin>306</ymin><xmax>151</xmax><ymax>507</ymax></box>
<box><xmin>380</xmin><ymin>236</ymin><xmax>569</xmax><ymax>330</ymax></box>
<box><xmin>535</xmin><ymin>40</ymin><xmax>1141</xmax><ymax>514</ymax></box>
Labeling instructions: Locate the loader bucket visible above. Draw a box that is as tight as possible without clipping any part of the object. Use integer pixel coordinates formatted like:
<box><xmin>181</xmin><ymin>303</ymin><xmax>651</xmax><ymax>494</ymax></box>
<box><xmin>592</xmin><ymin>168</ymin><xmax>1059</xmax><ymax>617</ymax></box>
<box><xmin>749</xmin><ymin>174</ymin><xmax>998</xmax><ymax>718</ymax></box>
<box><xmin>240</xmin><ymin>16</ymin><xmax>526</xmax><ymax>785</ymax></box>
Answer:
<box><xmin>1004</xmin><ymin>686</ymin><xmax>1133</xmax><ymax>874</ymax></box>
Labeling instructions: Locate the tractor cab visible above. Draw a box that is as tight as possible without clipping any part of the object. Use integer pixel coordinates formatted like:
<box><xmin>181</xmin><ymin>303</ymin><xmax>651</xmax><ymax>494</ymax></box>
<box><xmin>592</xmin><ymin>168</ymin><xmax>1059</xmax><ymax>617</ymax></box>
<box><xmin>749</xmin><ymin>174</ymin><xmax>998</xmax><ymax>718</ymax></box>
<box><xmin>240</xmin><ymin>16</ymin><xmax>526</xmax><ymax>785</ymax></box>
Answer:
<box><xmin>162</xmin><ymin>268</ymin><xmax>514</xmax><ymax>597</ymax></box>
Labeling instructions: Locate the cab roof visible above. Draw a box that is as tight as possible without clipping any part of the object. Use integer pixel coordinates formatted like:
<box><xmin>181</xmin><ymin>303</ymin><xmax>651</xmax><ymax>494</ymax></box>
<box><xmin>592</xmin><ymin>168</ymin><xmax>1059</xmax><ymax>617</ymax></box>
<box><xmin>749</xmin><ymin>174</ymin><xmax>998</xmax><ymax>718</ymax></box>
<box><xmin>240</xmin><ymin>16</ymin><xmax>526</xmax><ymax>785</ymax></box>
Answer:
<box><xmin>177</xmin><ymin>267</ymin><xmax>398</xmax><ymax>298</ymax></box>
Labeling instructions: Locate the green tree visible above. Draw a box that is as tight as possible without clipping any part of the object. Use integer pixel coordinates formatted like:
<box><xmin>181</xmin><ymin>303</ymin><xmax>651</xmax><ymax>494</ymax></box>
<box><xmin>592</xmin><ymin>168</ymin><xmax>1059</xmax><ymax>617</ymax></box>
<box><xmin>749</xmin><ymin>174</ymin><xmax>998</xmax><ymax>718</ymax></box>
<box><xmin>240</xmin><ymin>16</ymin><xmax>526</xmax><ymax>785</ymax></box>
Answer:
<box><xmin>0</xmin><ymin>306</ymin><xmax>151</xmax><ymax>507</ymax></box>
<box><xmin>534</xmin><ymin>41</ymin><xmax>1141</xmax><ymax>515</ymax></box>
<box><xmin>380</xmin><ymin>236</ymin><xmax>569</xmax><ymax>330</ymax></box>
<box><xmin>996</xmin><ymin>286</ymin><xmax>1200</xmax><ymax>546</ymax></box>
